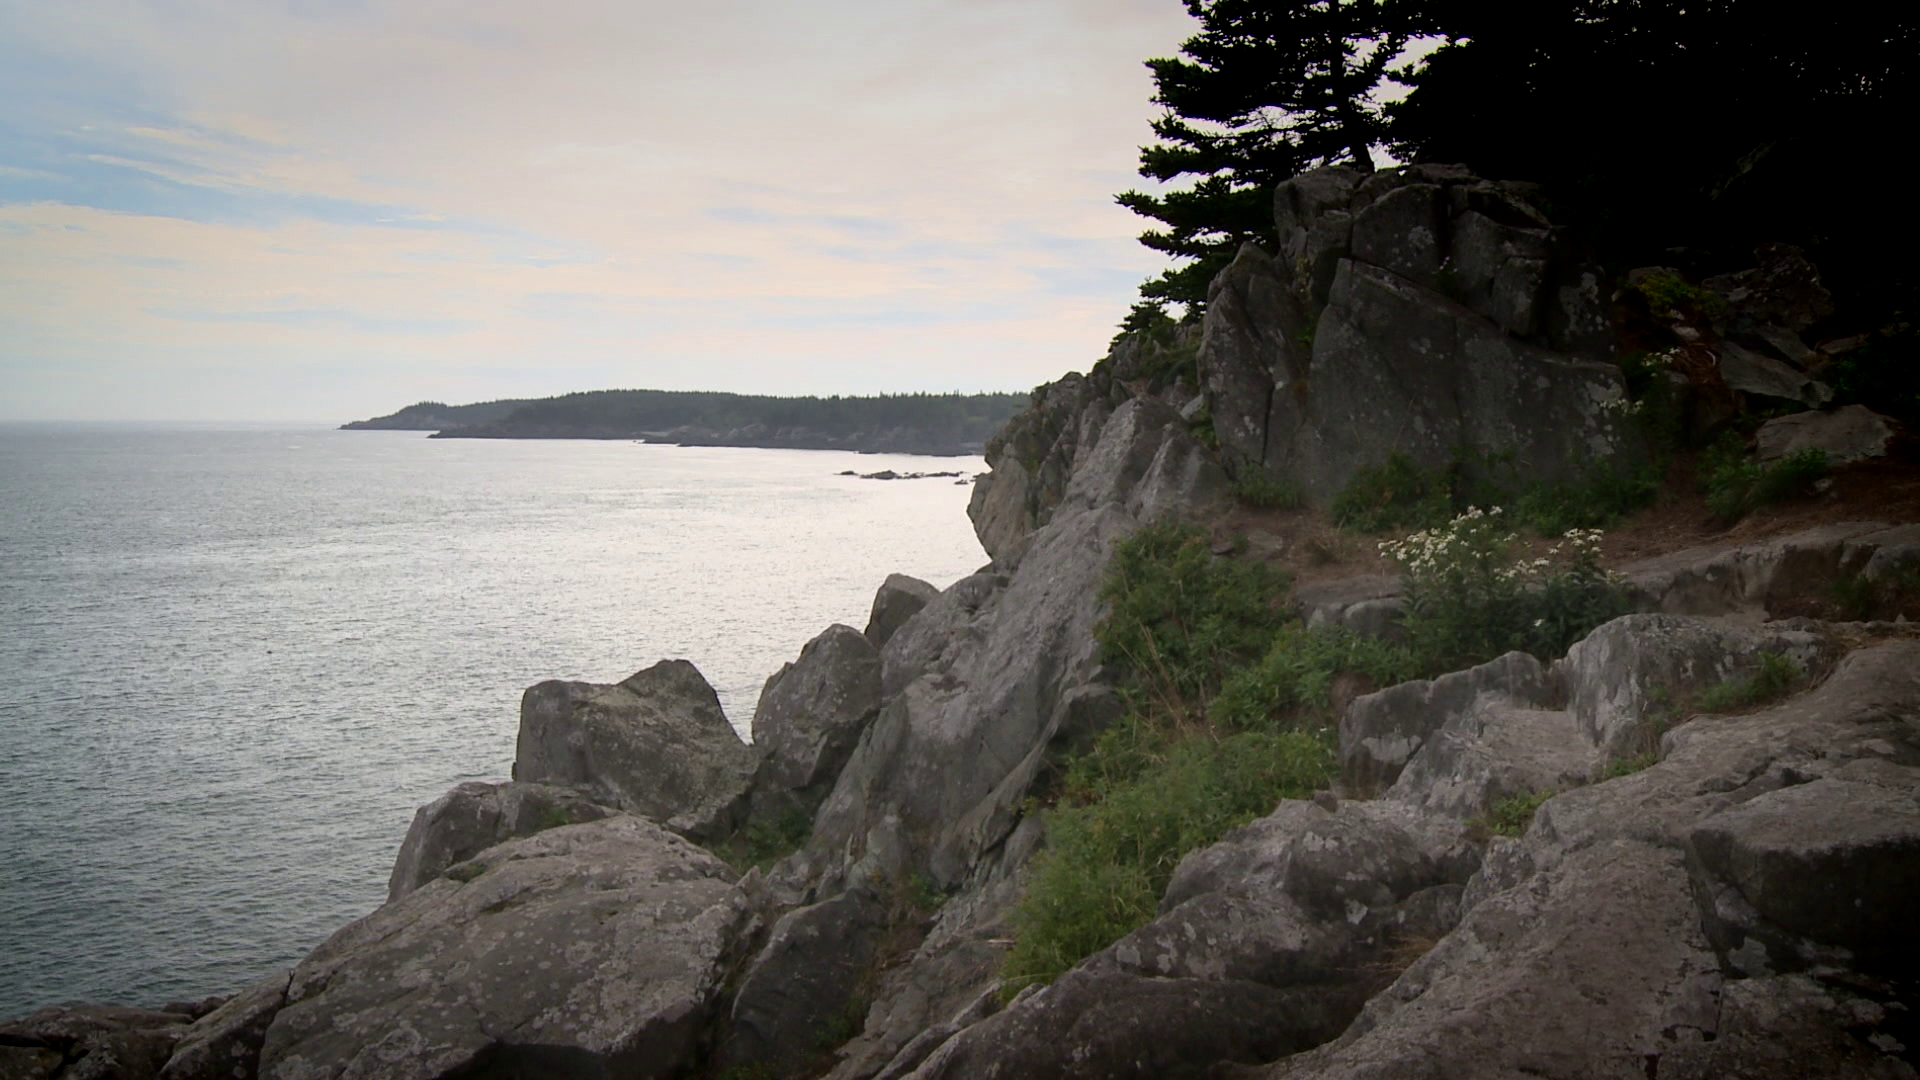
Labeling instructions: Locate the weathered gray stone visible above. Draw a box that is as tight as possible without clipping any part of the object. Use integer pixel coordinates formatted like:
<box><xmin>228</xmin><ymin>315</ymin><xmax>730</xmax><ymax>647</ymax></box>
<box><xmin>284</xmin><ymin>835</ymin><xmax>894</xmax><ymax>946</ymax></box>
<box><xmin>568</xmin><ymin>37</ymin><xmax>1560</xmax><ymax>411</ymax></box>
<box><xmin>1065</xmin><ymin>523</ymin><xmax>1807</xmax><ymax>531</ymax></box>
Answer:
<box><xmin>905</xmin><ymin>970</ymin><xmax>1344</xmax><ymax>1080</ymax></box>
<box><xmin>720</xmin><ymin>889</ymin><xmax>890</xmax><ymax>1079</ymax></box>
<box><xmin>158</xmin><ymin>974</ymin><xmax>288</xmax><ymax>1080</ymax></box>
<box><xmin>1264</xmin><ymin>841</ymin><xmax>1723</xmax><ymax>1080</ymax></box>
<box><xmin>0</xmin><ymin>1006</ymin><xmax>191</xmax><ymax>1080</ymax></box>
<box><xmin>966</xmin><ymin>373</ymin><xmax>1113</xmax><ymax>567</ymax></box>
<box><xmin>1386</xmin><ymin>700</ymin><xmax>1595</xmax><ymax>820</ymax></box>
<box><xmin>385</xmin><ymin>781</ymin><xmax>616</xmax><ymax>901</ymax></box>
<box><xmin>1620</xmin><ymin>521</ymin><xmax>1920</xmax><ymax>617</ymax></box>
<box><xmin>1295</xmin><ymin>575</ymin><xmax>1403</xmax><ymax>640</ymax></box>
<box><xmin>513</xmin><ymin>658</ymin><xmax>754</xmax><ymax>839</ymax></box>
<box><xmin>1350</xmin><ymin>183</ymin><xmax>1446</xmax><ymax>282</ymax></box>
<box><xmin>259</xmin><ymin>816</ymin><xmax>754</xmax><ymax>1080</ymax></box>
<box><xmin>1165</xmin><ymin>800</ymin><xmax>1478</xmax><ymax>925</ymax></box>
<box><xmin>865</xmin><ymin>574</ymin><xmax>939</xmax><ymax>648</ymax></box>
<box><xmin>1755</xmin><ymin>404</ymin><xmax>1896</xmax><ymax>465</ymax></box>
<box><xmin>1720</xmin><ymin>339</ymin><xmax>1833</xmax><ymax>406</ymax></box>
<box><xmin>1195</xmin><ymin>244</ymin><xmax>1313</xmax><ymax>481</ymax></box>
<box><xmin>751</xmin><ymin>624</ymin><xmax>883</xmax><ymax>804</ymax></box>
<box><xmin>1557</xmin><ymin>614</ymin><xmax>1835</xmax><ymax>759</ymax></box>
<box><xmin>1656</xmin><ymin>974</ymin><xmax>1918</xmax><ymax>1079</ymax></box>
<box><xmin>1688</xmin><ymin>776</ymin><xmax>1920</xmax><ymax>974</ymax></box>
<box><xmin>1342</xmin><ymin>651</ymin><xmax>1559</xmax><ymax>794</ymax></box>
<box><xmin>1276</xmin><ymin>260</ymin><xmax>1634</xmax><ymax>503</ymax></box>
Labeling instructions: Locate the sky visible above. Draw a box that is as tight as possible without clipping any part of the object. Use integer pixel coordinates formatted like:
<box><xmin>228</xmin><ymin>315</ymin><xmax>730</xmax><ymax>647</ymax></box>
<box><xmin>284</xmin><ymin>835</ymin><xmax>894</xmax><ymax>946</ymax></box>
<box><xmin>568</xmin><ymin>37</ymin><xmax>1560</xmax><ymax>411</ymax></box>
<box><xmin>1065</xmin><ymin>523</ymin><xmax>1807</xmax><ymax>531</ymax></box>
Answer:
<box><xmin>0</xmin><ymin>0</ymin><xmax>1201</xmax><ymax>422</ymax></box>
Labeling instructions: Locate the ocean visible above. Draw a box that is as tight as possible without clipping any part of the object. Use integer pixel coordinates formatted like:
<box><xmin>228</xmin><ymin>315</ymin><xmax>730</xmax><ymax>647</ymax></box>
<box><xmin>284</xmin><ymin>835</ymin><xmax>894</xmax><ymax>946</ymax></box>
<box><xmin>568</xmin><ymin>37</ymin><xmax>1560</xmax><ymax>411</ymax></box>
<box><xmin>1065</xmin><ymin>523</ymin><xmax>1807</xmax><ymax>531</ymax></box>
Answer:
<box><xmin>0</xmin><ymin>423</ymin><xmax>988</xmax><ymax>1017</ymax></box>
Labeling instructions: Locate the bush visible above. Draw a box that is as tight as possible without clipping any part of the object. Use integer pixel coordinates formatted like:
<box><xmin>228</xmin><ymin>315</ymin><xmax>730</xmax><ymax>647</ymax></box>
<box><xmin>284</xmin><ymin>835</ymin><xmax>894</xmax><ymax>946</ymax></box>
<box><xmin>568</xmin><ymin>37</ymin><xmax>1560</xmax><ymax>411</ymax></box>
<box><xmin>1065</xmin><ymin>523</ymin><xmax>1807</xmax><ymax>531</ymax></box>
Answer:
<box><xmin>717</xmin><ymin>804</ymin><xmax>814</xmax><ymax>872</ymax></box>
<box><xmin>1380</xmin><ymin>510</ymin><xmax>1631</xmax><ymax>672</ymax></box>
<box><xmin>1209</xmin><ymin>625</ymin><xmax>1420</xmax><ymax>731</ymax></box>
<box><xmin>1002</xmin><ymin>726</ymin><xmax>1336</xmax><ymax>994</ymax></box>
<box><xmin>1332</xmin><ymin>452</ymin><xmax>1454</xmax><ymax>534</ymax></box>
<box><xmin>1473</xmin><ymin>789</ymin><xmax>1553</xmax><ymax>839</ymax></box>
<box><xmin>1507</xmin><ymin>462</ymin><xmax>1661</xmax><ymax>537</ymax></box>
<box><xmin>1231</xmin><ymin>469</ymin><xmax>1304</xmax><ymax>511</ymax></box>
<box><xmin>1694</xmin><ymin>653</ymin><xmax>1802</xmax><ymax>712</ymax></box>
<box><xmin>1096</xmin><ymin>521</ymin><xmax>1293</xmax><ymax>714</ymax></box>
<box><xmin>1701</xmin><ymin>438</ymin><xmax>1828</xmax><ymax>523</ymax></box>
<box><xmin>1002</xmin><ymin>525</ymin><xmax>1379</xmax><ymax>995</ymax></box>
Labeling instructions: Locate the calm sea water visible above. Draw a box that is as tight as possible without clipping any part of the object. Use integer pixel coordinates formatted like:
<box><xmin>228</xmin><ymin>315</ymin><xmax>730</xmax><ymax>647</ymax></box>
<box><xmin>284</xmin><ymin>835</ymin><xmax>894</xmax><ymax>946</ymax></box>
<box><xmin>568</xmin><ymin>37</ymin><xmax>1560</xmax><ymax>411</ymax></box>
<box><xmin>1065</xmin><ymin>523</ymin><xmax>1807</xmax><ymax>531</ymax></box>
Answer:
<box><xmin>0</xmin><ymin>424</ymin><xmax>988</xmax><ymax>1018</ymax></box>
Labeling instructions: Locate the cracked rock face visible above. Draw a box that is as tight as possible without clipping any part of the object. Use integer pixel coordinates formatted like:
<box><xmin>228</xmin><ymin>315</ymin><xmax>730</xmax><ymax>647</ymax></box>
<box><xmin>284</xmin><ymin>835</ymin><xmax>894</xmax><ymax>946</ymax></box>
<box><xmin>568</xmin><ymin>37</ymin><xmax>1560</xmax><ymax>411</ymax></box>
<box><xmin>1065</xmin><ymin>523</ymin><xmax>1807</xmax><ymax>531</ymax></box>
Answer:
<box><xmin>258</xmin><ymin>816</ymin><xmax>755</xmax><ymax>1080</ymax></box>
<box><xmin>1199</xmin><ymin>165</ymin><xmax>1633</xmax><ymax>503</ymax></box>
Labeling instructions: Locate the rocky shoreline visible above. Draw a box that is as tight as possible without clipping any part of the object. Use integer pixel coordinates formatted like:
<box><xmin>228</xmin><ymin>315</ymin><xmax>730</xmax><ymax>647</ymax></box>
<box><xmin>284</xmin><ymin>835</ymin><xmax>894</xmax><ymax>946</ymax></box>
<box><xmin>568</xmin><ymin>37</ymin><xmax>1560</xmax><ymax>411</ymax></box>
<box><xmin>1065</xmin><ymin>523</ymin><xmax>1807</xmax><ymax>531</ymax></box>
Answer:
<box><xmin>10</xmin><ymin>165</ymin><xmax>1917</xmax><ymax>1080</ymax></box>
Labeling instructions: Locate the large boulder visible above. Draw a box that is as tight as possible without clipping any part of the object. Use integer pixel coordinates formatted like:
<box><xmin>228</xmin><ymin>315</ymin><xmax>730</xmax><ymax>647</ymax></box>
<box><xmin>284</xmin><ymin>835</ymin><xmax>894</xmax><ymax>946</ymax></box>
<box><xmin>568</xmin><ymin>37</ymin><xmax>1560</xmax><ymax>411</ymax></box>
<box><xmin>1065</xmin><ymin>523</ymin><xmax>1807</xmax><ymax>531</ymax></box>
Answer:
<box><xmin>513</xmin><ymin>658</ymin><xmax>753</xmax><ymax>839</ymax></box>
<box><xmin>158</xmin><ymin>974</ymin><xmax>289</xmax><ymax>1080</ymax></box>
<box><xmin>258</xmin><ymin>816</ymin><xmax>755</xmax><ymax>1080</ymax></box>
<box><xmin>1203</xmin><ymin>164</ymin><xmax>1633</xmax><ymax>504</ymax></box>
<box><xmin>749</xmin><ymin>624</ymin><xmax>883</xmax><ymax>812</ymax></box>
<box><xmin>1278</xmin><ymin>260</ymin><xmax>1633</xmax><ymax>503</ymax></box>
<box><xmin>1255</xmin><ymin>636</ymin><xmax>1920</xmax><ymax>1079</ymax></box>
<box><xmin>1755</xmin><ymin>404</ymin><xmax>1897</xmax><ymax>465</ymax></box>
<box><xmin>1341</xmin><ymin>651</ymin><xmax>1559</xmax><ymax>795</ymax></box>
<box><xmin>904</xmin><ymin>970</ymin><xmax>1334</xmax><ymax>1080</ymax></box>
<box><xmin>385</xmin><ymin>780</ymin><xmax>617</xmax><ymax>901</ymax></box>
<box><xmin>1265</xmin><ymin>840</ymin><xmax>1723</xmax><ymax>1079</ymax></box>
<box><xmin>718</xmin><ymin>889</ymin><xmax>891</xmax><ymax>1079</ymax></box>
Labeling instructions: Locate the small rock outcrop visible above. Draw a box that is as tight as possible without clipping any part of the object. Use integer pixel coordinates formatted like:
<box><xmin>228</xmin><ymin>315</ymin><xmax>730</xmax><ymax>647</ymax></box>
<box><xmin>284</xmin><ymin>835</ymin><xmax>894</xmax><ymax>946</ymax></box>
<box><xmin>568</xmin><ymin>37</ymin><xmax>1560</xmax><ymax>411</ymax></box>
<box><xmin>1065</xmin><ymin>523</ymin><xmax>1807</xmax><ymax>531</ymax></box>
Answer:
<box><xmin>514</xmin><ymin>658</ymin><xmax>754</xmax><ymax>840</ymax></box>
<box><xmin>259</xmin><ymin>816</ymin><xmax>755</xmax><ymax>1080</ymax></box>
<box><xmin>385</xmin><ymin>780</ymin><xmax>616</xmax><ymax>900</ymax></box>
<box><xmin>864</xmin><ymin>574</ymin><xmax>939</xmax><ymax>648</ymax></box>
<box><xmin>749</xmin><ymin>624</ymin><xmax>884</xmax><ymax>816</ymax></box>
<box><xmin>0</xmin><ymin>1006</ymin><xmax>192</xmax><ymax>1080</ymax></box>
<box><xmin>1755</xmin><ymin>404</ymin><xmax>1897</xmax><ymax>464</ymax></box>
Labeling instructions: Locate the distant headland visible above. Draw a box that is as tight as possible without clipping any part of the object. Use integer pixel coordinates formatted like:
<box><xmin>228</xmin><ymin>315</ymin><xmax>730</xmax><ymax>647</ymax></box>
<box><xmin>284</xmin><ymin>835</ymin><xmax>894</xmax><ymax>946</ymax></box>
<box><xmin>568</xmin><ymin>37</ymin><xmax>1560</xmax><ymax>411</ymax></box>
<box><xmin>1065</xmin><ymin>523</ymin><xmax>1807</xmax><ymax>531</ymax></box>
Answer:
<box><xmin>345</xmin><ymin>386</ymin><xmax>1036</xmax><ymax>453</ymax></box>
<box><xmin>341</xmin><ymin>388</ymin><xmax>1030</xmax><ymax>456</ymax></box>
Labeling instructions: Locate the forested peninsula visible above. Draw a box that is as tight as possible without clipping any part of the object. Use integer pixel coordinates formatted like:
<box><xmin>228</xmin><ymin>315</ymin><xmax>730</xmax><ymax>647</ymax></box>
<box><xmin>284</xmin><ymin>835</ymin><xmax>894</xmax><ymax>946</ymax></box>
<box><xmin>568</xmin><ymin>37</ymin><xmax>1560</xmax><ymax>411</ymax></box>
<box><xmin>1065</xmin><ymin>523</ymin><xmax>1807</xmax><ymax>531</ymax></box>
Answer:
<box><xmin>340</xmin><ymin>389</ymin><xmax>1029</xmax><ymax>456</ymax></box>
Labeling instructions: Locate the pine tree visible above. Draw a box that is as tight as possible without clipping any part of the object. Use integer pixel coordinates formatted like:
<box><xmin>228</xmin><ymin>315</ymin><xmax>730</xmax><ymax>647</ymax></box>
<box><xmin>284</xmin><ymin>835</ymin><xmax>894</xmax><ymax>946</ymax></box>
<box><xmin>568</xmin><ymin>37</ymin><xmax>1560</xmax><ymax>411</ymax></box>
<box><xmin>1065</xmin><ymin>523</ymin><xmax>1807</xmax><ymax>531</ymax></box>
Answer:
<box><xmin>1118</xmin><ymin>0</ymin><xmax>1416</xmax><ymax>314</ymax></box>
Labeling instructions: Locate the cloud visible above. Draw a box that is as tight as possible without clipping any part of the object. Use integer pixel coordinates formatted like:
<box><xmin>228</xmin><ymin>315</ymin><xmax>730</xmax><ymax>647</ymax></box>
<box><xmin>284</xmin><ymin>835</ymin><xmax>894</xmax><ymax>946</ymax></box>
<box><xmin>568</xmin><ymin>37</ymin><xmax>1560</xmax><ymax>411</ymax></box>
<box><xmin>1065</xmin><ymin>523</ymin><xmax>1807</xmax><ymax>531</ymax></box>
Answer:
<box><xmin>0</xmin><ymin>0</ymin><xmax>1198</xmax><ymax>420</ymax></box>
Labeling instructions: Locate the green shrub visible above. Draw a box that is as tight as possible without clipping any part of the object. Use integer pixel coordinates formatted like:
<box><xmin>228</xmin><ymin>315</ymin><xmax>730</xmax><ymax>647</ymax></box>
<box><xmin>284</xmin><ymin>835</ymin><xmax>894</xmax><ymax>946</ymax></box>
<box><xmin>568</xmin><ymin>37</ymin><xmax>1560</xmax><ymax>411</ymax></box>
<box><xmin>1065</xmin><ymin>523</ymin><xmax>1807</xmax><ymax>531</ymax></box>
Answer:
<box><xmin>1002</xmin><ymin>726</ymin><xmax>1337</xmax><ymax>994</ymax></box>
<box><xmin>1507</xmin><ymin>462</ymin><xmax>1661</xmax><ymax>537</ymax></box>
<box><xmin>1231</xmin><ymin>468</ymin><xmax>1304</xmax><ymax>511</ymax></box>
<box><xmin>1701</xmin><ymin>439</ymin><xmax>1828</xmax><ymax>523</ymax></box>
<box><xmin>536</xmin><ymin>806</ymin><xmax>575</xmax><ymax>831</ymax></box>
<box><xmin>717</xmin><ymin>804</ymin><xmax>814</xmax><ymax>872</ymax></box>
<box><xmin>1694</xmin><ymin>653</ymin><xmax>1802</xmax><ymax>712</ymax></box>
<box><xmin>1602</xmin><ymin>752</ymin><xmax>1660</xmax><ymax>779</ymax></box>
<box><xmin>1628</xmin><ymin>272</ymin><xmax>1722</xmax><ymax>318</ymax></box>
<box><xmin>1474</xmin><ymin>789</ymin><xmax>1553</xmax><ymax>838</ymax></box>
<box><xmin>1380</xmin><ymin>510</ymin><xmax>1631</xmax><ymax>672</ymax></box>
<box><xmin>1830</xmin><ymin>567</ymin><xmax>1920</xmax><ymax>621</ymax></box>
<box><xmin>1332</xmin><ymin>452</ymin><xmax>1454</xmax><ymax>534</ymax></box>
<box><xmin>1096</xmin><ymin>521</ymin><xmax>1293</xmax><ymax>714</ymax></box>
<box><xmin>1209</xmin><ymin>625</ymin><xmax>1421</xmax><ymax>731</ymax></box>
<box><xmin>1003</xmin><ymin>525</ymin><xmax>1372</xmax><ymax>995</ymax></box>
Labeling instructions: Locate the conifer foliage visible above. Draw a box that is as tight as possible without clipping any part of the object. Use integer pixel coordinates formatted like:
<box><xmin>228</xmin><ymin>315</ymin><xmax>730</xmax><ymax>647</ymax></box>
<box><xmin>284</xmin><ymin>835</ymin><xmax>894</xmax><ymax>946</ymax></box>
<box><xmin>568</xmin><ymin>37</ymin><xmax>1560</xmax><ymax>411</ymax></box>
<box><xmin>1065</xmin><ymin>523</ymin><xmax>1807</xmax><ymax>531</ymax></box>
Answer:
<box><xmin>1117</xmin><ymin>0</ymin><xmax>1419</xmax><ymax>312</ymax></box>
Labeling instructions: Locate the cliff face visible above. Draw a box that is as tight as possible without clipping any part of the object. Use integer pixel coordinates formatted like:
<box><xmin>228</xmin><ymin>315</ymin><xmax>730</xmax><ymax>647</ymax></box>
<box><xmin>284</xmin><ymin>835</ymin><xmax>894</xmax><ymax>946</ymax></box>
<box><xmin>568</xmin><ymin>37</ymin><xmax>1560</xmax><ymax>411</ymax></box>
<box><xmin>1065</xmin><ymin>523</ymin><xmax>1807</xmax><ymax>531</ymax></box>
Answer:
<box><xmin>12</xmin><ymin>167</ymin><xmax>1918</xmax><ymax>1080</ymax></box>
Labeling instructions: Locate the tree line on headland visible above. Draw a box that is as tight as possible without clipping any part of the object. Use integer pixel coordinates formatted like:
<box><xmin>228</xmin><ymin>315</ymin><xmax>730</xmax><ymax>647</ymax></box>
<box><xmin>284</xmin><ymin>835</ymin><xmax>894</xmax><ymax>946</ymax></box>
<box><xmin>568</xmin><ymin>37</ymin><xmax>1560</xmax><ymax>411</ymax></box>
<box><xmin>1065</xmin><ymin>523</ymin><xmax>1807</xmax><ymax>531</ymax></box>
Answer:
<box><xmin>341</xmin><ymin>389</ymin><xmax>1031</xmax><ymax>456</ymax></box>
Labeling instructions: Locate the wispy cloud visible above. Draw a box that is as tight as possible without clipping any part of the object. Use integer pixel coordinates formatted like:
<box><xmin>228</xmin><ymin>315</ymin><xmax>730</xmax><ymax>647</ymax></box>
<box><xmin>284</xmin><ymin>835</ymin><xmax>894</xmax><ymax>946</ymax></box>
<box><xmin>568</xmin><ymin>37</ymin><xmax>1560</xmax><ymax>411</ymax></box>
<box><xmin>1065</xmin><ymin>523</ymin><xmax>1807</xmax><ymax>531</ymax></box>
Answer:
<box><xmin>0</xmin><ymin>0</ymin><xmax>1197</xmax><ymax>420</ymax></box>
